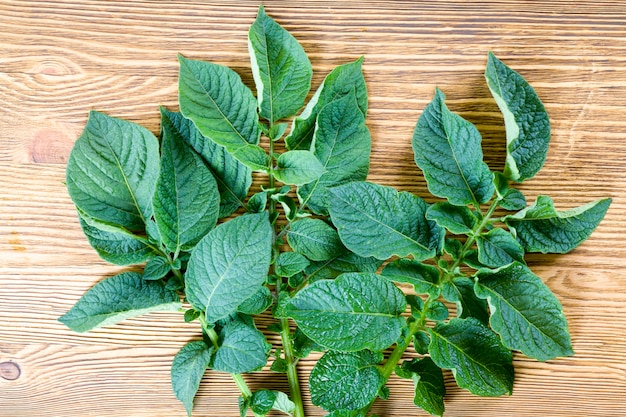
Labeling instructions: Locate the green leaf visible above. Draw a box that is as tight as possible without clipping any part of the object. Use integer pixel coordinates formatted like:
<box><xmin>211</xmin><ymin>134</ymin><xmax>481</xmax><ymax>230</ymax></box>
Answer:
<box><xmin>66</xmin><ymin>111</ymin><xmax>159</xmax><ymax>231</ymax></box>
<box><xmin>58</xmin><ymin>272</ymin><xmax>181</xmax><ymax>333</ymax></box>
<box><xmin>412</xmin><ymin>88</ymin><xmax>495</xmax><ymax>206</ymax></box>
<box><xmin>426</xmin><ymin>301</ymin><xmax>449</xmax><ymax>322</ymax></box>
<box><xmin>143</xmin><ymin>256</ymin><xmax>171</xmax><ymax>280</ymax></box>
<box><xmin>248</xmin><ymin>5</ymin><xmax>312</xmax><ymax>124</ymax></box>
<box><xmin>185</xmin><ymin>212</ymin><xmax>273</xmax><ymax>322</ymax></box>
<box><xmin>275</xmin><ymin>252</ymin><xmax>310</xmax><ymax>277</ymax></box>
<box><xmin>397</xmin><ymin>357</ymin><xmax>446</xmax><ymax>417</ymax></box>
<box><xmin>286</xmin><ymin>57</ymin><xmax>367</xmax><ymax>151</ymax></box>
<box><xmin>381</xmin><ymin>259</ymin><xmax>440</xmax><ymax>297</ymax></box>
<box><xmin>171</xmin><ymin>340</ymin><xmax>213</xmax><ymax>417</ymax></box>
<box><xmin>292</xmin><ymin>328</ymin><xmax>325</xmax><ymax>359</ymax></box>
<box><xmin>297</xmin><ymin>92</ymin><xmax>371</xmax><ymax>215</ymax></box>
<box><xmin>178</xmin><ymin>55</ymin><xmax>269</xmax><ymax>171</ymax></box>
<box><xmin>426</xmin><ymin>202</ymin><xmax>478</xmax><ymax>234</ymax></box>
<box><xmin>247</xmin><ymin>191</ymin><xmax>268</xmax><ymax>213</ymax></box>
<box><xmin>173</xmin><ymin>110</ymin><xmax>251</xmax><ymax>218</ymax></box>
<box><xmin>154</xmin><ymin>108</ymin><xmax>220</xmax><ymax>252</ymax></box>
<box><xmin>428</xmin><ymin>317</ymin><xmax>514</xmax><ymax>397</ymax></box>
<box><xmin>309</xmin><ymin>350</ymin><xmax>384</xmax><ymax>411</ymax></box>
<box><xmin>329</xmin><ymin>182</ymin><xmax>443</xmax><ymax>261</ymax></box>
<box><xmin>77</xmin><ymin>214</ymin><xmax>154</xmax><ymax>266</ymax></box>
<box><xmin>285</xmin><ymin>273</ymin><xmax>407</xmax><ymax>351</ymax></box>
<box><xmin>305</xmin><ymin>251</ymin><xmax>383</xmax><ymax>282</ymax></box>
<box><xmin>274</xmin><ymin>150</ymin><xmax>326</xmax><ymax>186</ymax></box>
<box><xmin>500</xmin><ymin>188</ymin><xmax>527</xmax><ymax>211</ymax></box>
<box><xmin>476</xmin><ymin>228</ymin><xmax>525</xmax><ymax>268</ymax></box>
<box><xmin>485</xmin><ymin>52</ymin><xmax>551</xmax><ymax>182</ymax></box>
<box><xmin>237</xmin><ymin>286</ymin><xmax>274</xmax><ymax>315</ymax></box>
<box><xmin>503</xmin><ymin>195</ymin><xmax>611</xmax><ymax>253</ymax></box>
<box><xmin>287</xmin><ymin>218</ymin><xmax>345</xmax><ymax>261</ymax></box>
<box><xmin>212</xmin><ymin>319</ymin><xmax>270</xmax><ymax>374</ymax></box>
<box><xmin>441</xmin><ymin>277</ymin><xmax>489</xmax><ymax>325</ymax></box>
<box><xmin>271</xmin><ymin>390</ymin><xmax>296</xmax><ymax>415</ymax></box>
<box><xmin>474</xmin><ymin>262</ymin><xmax>573</xmax><ymax>361</ymax></box>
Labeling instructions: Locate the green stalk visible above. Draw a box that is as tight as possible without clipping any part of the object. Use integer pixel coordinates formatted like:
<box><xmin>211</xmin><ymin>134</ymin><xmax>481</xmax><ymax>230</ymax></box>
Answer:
<box><xmin>267</xmin><ymin>128</ymin><xmax>305</xmax><ymax>417</ymax></box>
<box><xmin>280</xmin><ymin>318</ymin><xmax>306</xmax><ymax>417</ymax></box>
<box><xmin>357</xmin><ymin>297</ymin><xmax>435</xmax><ymax>416</ymax></box>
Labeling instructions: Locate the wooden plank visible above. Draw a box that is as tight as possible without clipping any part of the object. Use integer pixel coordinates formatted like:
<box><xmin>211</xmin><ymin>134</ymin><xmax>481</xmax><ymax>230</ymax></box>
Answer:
<box><xmin>1</xmin><ymin>1</ymin><xmax>625</xmax><ymax>416</ymax></box>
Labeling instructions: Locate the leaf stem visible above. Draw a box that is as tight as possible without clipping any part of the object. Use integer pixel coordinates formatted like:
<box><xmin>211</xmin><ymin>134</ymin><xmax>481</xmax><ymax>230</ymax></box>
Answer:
<box><xmin>358</xmin><ymin>297</ymin><xmax>435</xmax><ymax>416</ymax></box>
<box><xmin>280</xmin><ymin>317</ymin><xmax>306</xmax><ymax>417</ymax></box>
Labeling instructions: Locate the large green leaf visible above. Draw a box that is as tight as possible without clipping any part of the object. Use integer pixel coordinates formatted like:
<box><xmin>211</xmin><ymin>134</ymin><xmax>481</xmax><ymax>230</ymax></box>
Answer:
<box><xmin>412</xmin><ymin>88</ymin><xmax>494</xmax><ymax>206</ymax></box>
<box><xmin>78</xmin><ymin>213</ymin><xmax>154</xmax><ymax>266</ymax></box>
<box><xmin>504</xmin><ymin>195</ymin><xmax>611</xmax><ymax>253</ymax></box>
<box><xmin>475</xmin><ymin>262</ymin><xmax>573</xmax><ymax>361</ymax></box>
<box><xmin>178</xmin><ymin>55</ymin><xmax>269</xmax><ymax>171</ymax></box>
<box><xmin>396</xmin><ymin>357</ymin><xmax>446</xmax><ymax>417</ymax></box>
<box><xmin>211</xmin><ymin>319</ymin><xmax>270</xmax><ymax>374</ymax></box>
<box><xmin>248</xmin><ymin>5</ymin><xmax>312</xmax><ymax>124</ymax></box>
<box><xmin>428</xmin><ymin>317</ymin><xmax>514</xmax><ymax>397</ymax></box>
<box><xmin>309</xmin><ymin>350</ymin><xmax>384</xmax><ymax>411</ymax></box>
<box><xmin>329</xmin><ymin>181</ymin><xmax>444</xmax><ymax>261</ymax></box>
<box><xmin>286</xmin><ymin>57</ymin><xmax>367</xmax><ymax>151</ymax></box>
<box><xmin>153</xmin><ymin>108</ymin><xmax>220</xmax><ymax>253</ymax></box>
<box><xmin>171</xmin><ymin>340</ymin><xmax>214</xmax><ymax>417</ymax></box>
<box><xmin>162</xmin><ymin>110</ymin><xmax>251</xmax><ymax>218</ymax></box>
<box><xmin>185</xmin><ymin>212</ymin><xmax>273</xmax><ymax>322</ymax></box>
<box><xmin>285</xmin><ymin>272</ymin><xmax>406</xmax><ymax>352</ymax></box>
<box><xmin>58</xmin><ymin>272</ymin><xmax>181</xmax><ymax>333</ymax></box>
<box><xmin>297</xmin><ymin>92</ymin><xmax>371</xmax><ymax>215</ymax></box>
<box><xmin>287</xmin><ymin>218</ymin><xmax>345</xmax><ymax>261</ymax></box>
<box><xmin>274</xmin><ymin>150</ymin><xmax>326</xmax><ymax>186</ymax></box>
<box><xmin>485</xmin><ymin>52</ymin><xmax>550</xmax><ymax>182</ymax></box>
<box><xmin>66</xmin><ymin>111</ymin><xmax>159</xmax><ymax>231</ymax></box>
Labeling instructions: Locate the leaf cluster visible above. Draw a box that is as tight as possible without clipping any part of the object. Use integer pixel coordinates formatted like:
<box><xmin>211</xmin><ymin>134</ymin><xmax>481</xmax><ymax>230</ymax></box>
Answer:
<box><xmin>59</xmin><ymin>5</ymin><xmax>611</xmax><ymax>417</ymax></box>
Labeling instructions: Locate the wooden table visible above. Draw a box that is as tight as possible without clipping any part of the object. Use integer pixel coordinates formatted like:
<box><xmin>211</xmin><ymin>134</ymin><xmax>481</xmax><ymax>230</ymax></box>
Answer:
<box><xmin>1</xmin><ymin>1</ymin><xmax>625</xmax><ymax>416</ymax></box>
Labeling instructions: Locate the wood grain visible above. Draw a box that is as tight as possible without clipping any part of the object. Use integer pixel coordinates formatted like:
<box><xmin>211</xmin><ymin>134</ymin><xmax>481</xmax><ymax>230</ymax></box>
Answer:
<box><xmin>1</xmin><ymin>1</ymin><xmax>626</xmax><ymax>416</ymax></box>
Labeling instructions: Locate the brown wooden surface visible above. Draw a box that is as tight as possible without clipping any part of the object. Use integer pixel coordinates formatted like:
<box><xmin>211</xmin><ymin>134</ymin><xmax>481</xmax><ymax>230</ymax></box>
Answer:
<box><xmin>1</xmin><ymin>1</ymin><xmax>626</xmax><ymax>416</ymax></box>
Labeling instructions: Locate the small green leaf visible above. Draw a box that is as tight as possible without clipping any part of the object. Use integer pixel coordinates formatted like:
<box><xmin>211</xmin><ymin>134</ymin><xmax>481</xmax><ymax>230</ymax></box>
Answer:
<box><xmin>250</xmin><ymin>389</ymin><xmax>277</xmax><ymax>415</ymax></box>
<box><xmin>398</xmin><ymin>357</ymin><xmax>446</xmax><ymax>417</ymax></box>
<box><xmin>475</xmin><ymin>262</ymin><xmax>573</xmax><ymax>361</ymax></box>
<box><xmin>287</xmin><ymin>218</ymin><xmax>345</xmax><ymax>261</ymax></box>
<box><xmin>441</xmin><ymin>277</ymin><xmax>489</xmax><ymax>324</ymax></box>
<box><xmin>412</xmin><ymin>88</ymin><xmax>495</xmax><ymax>206</ymax></box>
<box><xmin>413</xmin><ymin>331</ymin><xmax>430</xmax><ymax>355</ymax></box>
<box><xmin>476</xmin><ymin>228</ymin><xmax>525</xmax><ymax>268</ymax></box>
<box><xmin>329</xmin><ymin>182</ymin><xmax>444</xmax><ymax>261</ymax></box>
<box><xmin>248</xmin><ymin>5</ymin><xmax>312</xmax><ymax>124</ymax></box>
<box><xmin>286</xmin><ymin>273</ymin><xmax>407</xmax><ymax>352</ymax></box>
<box><xmin>309</xmin><ymin>350</ymin><xmax>384</xmax><ymax>411</ymax></box>
<box><xmin>429</xmin><ymin>317</ymin><xmax>514</xmax><ymax>396</ymax></box>
<box><xmin>247</xmin><ymin>191</ymin><xmax>268</xmax><ymax>213</ymax></box>
<box><xmin>171</xmin><ymin>340</ymin><xmax>213</xmax><ymax>417</ymax></box>
<box><xmin>292</xmin><ymin>328</ymin><xmax>325</xmax><ymax>359</ymax></box>
<box><xmin>500</xmin><ymin>188</ymin><xmax>527</xmax><ymax>211</ymax></box>
<box><xmin>212</xmin><ymin>320</ymin><xmax>271</xmax><ymax>374</ymax></box>
<box><xmin>286</xmin><ymin>57</ymin><xmax>367</xmax><ymax>151</ymax></box>
<box><xmin>237</xmin><ymin>286</ymin><xmax>274</xmax><ymax>316</ymax></box>
<box><xmin>297</xmin><ymin>92</ymin><xmax>371</xmax><ymax>215</ymax></box>
<box><xmin>274</xmin><ymin>150</ymin><xmax>326</xmax><ymax>186</ymax></box>
<box><xmin>66</xmin><ymin>111</ymin><xmax>159</xmax><ymax>231</ymax></box>
<box><xmin>77</xmin><ymin>214</ymin><xmax>154</xmax><ymax>266</ymax></box>
<box><xmin>485</xmin><ymin>52</ymin><xmax>551</xmax><ymax>182</ymax></box>
<box><xmin>504</xmin><ymin>195</ymin><xmax>611</xmax><ymax>253</ymax></box>
<box><xmin>185</xmin><ymin>212</ymin><xmax>273</xmax><ymax>322</ymax></box>
<box><xmin>381</xmin><ymin>259</ymin><xmax>440</xmax><ymax>297</ymax></box>
<box><xmin>143</xmin><ymin>256</ymin><xmax>172</xmax><ymax>281</ymax></box>
<box><xmin>58</xmin><ymin>272</ymin><xmax>181</xmax><ymax>333</ymax></box>
<box><xmin>174</xmin><ymin>109</ymin><xmax>252</xmax><ymax>218</ymax></box>
<box><xmin>184</xmin><ymin>309</ymin><xmax>201</xmax><ymax>323</ymax></box>
<box><xmin>305</xmin><ymin>252</ymin><xmax>383</xmax><ymax>282</ymax></box>
<box><xmin>426</xmin><ymin>202</ymin><xmax>478</xmax><ymax>234</ymax></box>
<box><xmin>178</xmin><ymin>55</ymin><xmax>269</xmax><ymax>171</ymax></box>
<box><xmin>275</xmin><ymin>252</ymin><xmax>310</xmax><ymax>277</ymax></box>
<box><xmin>154</xmin><ymin>108</ymin><xmax>220</xmax><ymax>252</ymax></box>
<box><xmin>426</xmin><ymin>301</ymin><xmax>449</xmax><ymax>322</ymax></box>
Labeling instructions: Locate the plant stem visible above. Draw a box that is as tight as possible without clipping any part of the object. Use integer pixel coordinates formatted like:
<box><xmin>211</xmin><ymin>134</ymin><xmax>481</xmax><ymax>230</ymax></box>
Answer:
<box><xmin>280</xmin><ymin>317</ymin><xmax>305</xmax><ymax>417</ymax></box>
<box><xmin>358</xmin><ymin>298</ymin><xmax>434</xmax><ymax>416</ymax></box>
